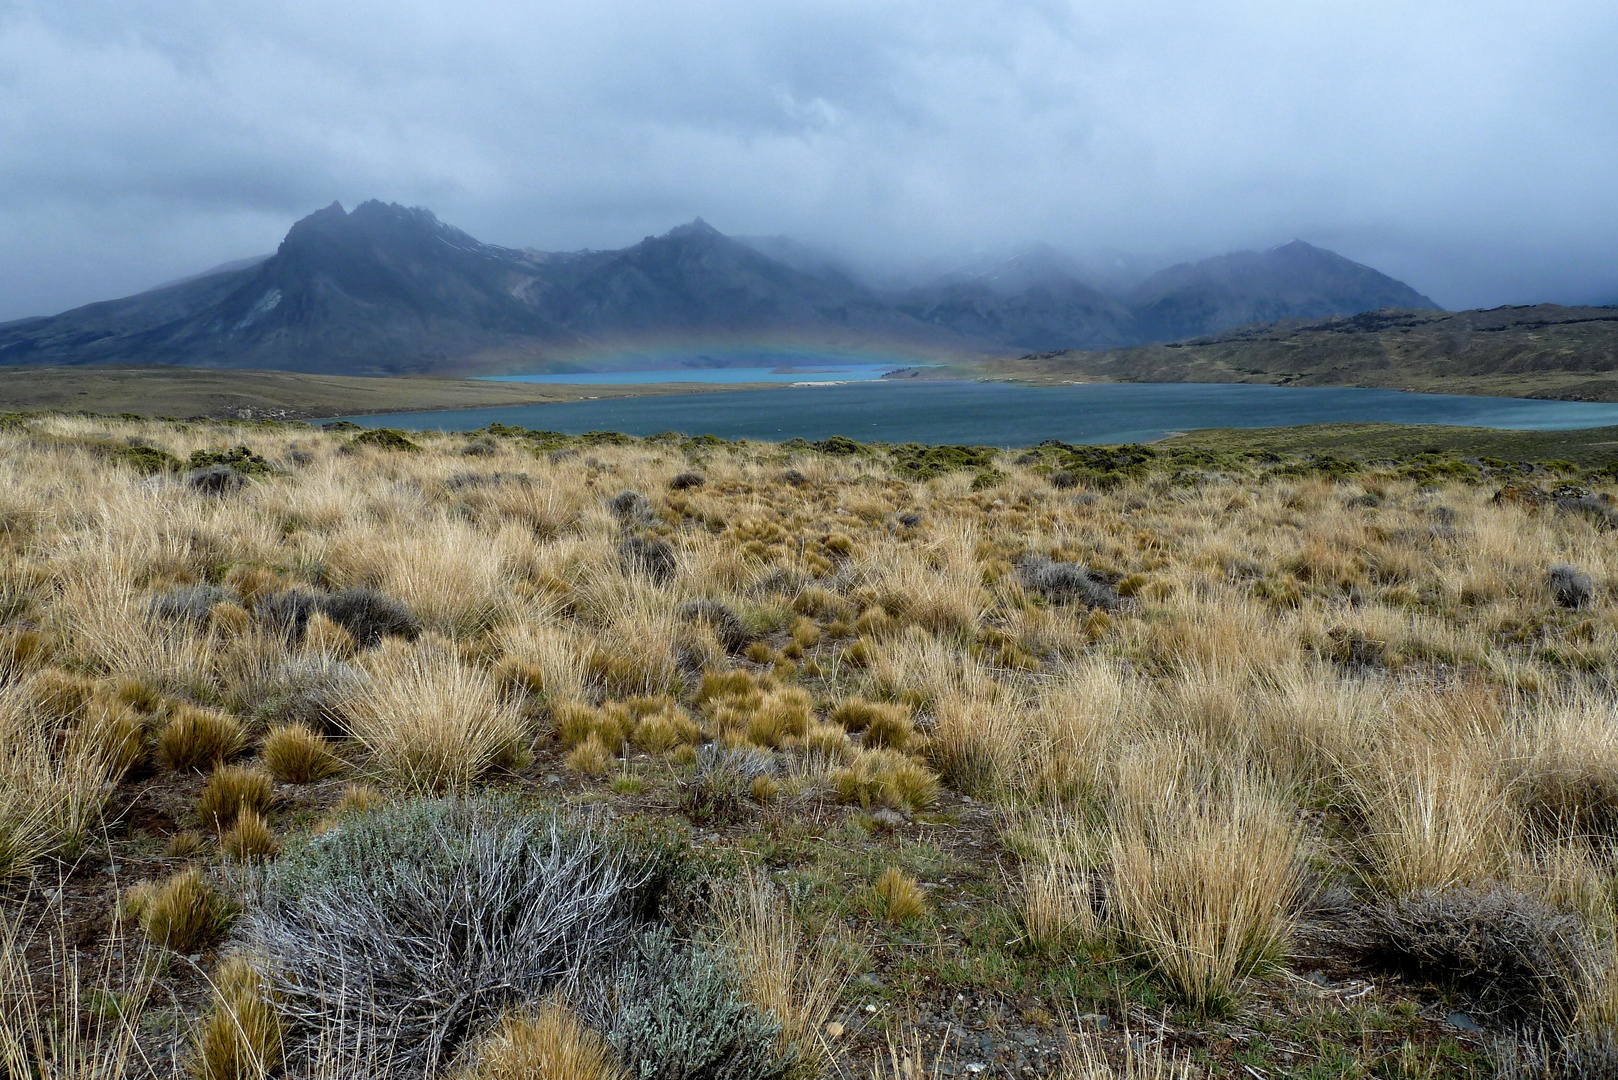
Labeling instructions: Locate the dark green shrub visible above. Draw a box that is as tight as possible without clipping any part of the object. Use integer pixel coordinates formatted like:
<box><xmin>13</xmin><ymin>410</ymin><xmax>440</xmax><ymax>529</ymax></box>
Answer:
<box><xmin>349</xmin><ymin>428</ymin><xmax>420</xmax><ymax>452</ymax></box>
<box><xmin>111</xmin><ymin>444</ymin><xmax>181</xmax><ymax>474</ymax></box>
<box><xmin>188</xmin><ymin>445</ymin><xmax>274</xmax><ymax>475</ymax></box>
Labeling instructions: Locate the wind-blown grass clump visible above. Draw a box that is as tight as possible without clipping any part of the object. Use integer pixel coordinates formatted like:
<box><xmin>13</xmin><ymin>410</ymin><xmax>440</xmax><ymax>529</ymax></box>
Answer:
<box><xmin>243</xmin><ymin>799</ymin><xmax>654</xmax><ymax>1076</ymax></box>
<box><xmin>339</xmin><ymin>636</ymin><xmax>527</xmax><ymax>792</ymax></box>
<box><xmin>1106</xmin><ymin>764</ymin><xmax>1304</xmax><ymax>1016</ymax></box>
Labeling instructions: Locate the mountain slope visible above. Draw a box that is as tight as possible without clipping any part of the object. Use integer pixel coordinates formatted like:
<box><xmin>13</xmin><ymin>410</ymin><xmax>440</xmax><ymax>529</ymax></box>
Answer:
<box><xmin>0</xmin><ymin>202</ymin><xmax>1443</xmax><ymax>373</ymax></box>
<box><xmin>994</xmin><ymin>305</ymin><xmax>1618</xmax><ymax>402</ymax></box>
<box><xmin>897</xmin><ymin>245</ymin><xmax>1138</xmax><ymax>351</ymax></box>
<box><xmin>1128</xmin><ymin>241</ymin><xmax>1438</xmax><ymax>342</ymax></box>
<box><xmin>0</xmin><ymin>204</ymin><xmax>950</xmax><ymax>374</ymax></box>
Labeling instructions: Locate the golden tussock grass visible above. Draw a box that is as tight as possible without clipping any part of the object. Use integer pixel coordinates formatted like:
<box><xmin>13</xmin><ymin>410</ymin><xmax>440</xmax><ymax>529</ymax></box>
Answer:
<box><xmin>192</xmin><ymin>953</ymin><xmax>283</xmax><ymax>1080</ymax></box>
<box><xmin>261</xmin><ymin>722</ymin><xmax>344</xmax><ymax>784</ymax></box>
<box><xmin>873</xmin><ymin>867</ymin><xmax>929</xmax><ymax>924</ymax></box>
<box><xmin>158</xmin><ymin>705</ymin><xmax>247</xmax><ymax>772</ymax></box>
<box><xmin>128</xmin><ymin>867</ymin><xmax>233</xmax><ymax>953</ymax></box>
<box><xmin>455</xmin><ymin>1002</ymin><xmax>624</xmax><ymax>1080</ymax></box>
<box><xmin>219</xmin><ymin>810</ymin><xmax>278</xmax><ymax>862</ymax></box>
<box><xmin>1105</xmin><ymin>753</ymin><xmax>1305</xmax><ymax>1016</ymax></box>
<box><xmin>340</xmin><ymin>635</ymin><xmax>527</xmax><ymax>793</ymax></box>
<box><xmin>832</xmin><ymin>748</ymin><xmax>940</xmax><ymax>813</ymax></box>
<box><xmin>196</xmin><ymin>765</ymin><xmax>274</xmax><ymax>832</ymax></box>
<box><xmin>0</xmin><ymin>675</ymin><xmax>131</xmax><ymax>878</ymax></box>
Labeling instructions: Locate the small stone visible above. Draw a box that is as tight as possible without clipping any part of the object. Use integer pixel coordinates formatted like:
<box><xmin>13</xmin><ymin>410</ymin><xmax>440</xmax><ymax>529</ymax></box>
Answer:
<box><xmin>866</xmin><ymin>1004</ymin><xmax>878</xmax><ymax>1013</ymax></box>
<box><xmin>188</xmin><ymin>954</ymin><xmax>202</xmax><ymax>964</ymax></box>
<box><xmin>544</xmin><ymin>773</ymin><xmax>562</xmax><ymax>784</ymax></box>
<box><xmin>825</xmin><ymin>1021</ymin><xmax>845</xmax><ymax>1039</ymax></box>
<box><xmin>1077</xmin><ymin>1013</ymin><xmax>1109</xmax><ymax>1031</ymax></box>
<box><xmin>871</xmin><ymin>808</ymin><xmax>908</xmax><ymax>829</ymax></box>
<box><xmin>856</xmin><ymin>973</ymin><xmax>885</xmax><ymax>989</ymax></box>
<box><xmin>965</xmin><ymin>1065</ymin><xmax>987</xmax><ymax>1074</ymax></box>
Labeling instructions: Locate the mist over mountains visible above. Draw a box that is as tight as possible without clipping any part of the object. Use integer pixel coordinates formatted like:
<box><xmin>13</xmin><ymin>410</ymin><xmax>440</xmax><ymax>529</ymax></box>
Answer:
<box><xmin>0</xmin><ymin>201</ymin><xmax>1437</xmax><ymax>375</ymax></box>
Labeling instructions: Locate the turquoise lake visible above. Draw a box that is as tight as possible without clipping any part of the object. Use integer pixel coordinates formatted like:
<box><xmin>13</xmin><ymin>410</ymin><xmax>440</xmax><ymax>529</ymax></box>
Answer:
<box><xmin>333</xmin><ymin>381</ymin><xmax>1618</xmax><ymax>446</ymax></box>
<box><xmin>478</xmin><ymin>363</ymin><xmax>903</xmax><ymax>385</ymax></box>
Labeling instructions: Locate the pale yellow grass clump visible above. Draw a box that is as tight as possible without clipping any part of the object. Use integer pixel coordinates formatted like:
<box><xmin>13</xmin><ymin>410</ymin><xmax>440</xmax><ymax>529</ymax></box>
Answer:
<box><xmin>1015</xmin><ymin>812</ymin><xmax>1103</xmax><ymax>952</ymax></box>
<box><xmin>0</xmin><ymin>676</ymin><xmax>132</xmax><ymax>878</ymax></box>
<box><xmin>455</xmin><ymin>1003</ymin><xmax>624</xmax><ymax>1080</ymax></box>
<box><xmin>1059</xmin><ymin>1031</ymin><xmax>1198</xmax><ymax>1080</ymax></box>
<box><xmin>1353</xmin><ymin>735</ymin><xmax>1517</xmax><ymax>896</ymax></box>
<box><xmin>341</xmin><ymin>635</ymin><xmax>528</xmax><ymax>793</ymax></box>
<box><xmin>1106</xmin><ymin>748</ymin><xmax>1305</xmax><ymax>1015</ymax></box>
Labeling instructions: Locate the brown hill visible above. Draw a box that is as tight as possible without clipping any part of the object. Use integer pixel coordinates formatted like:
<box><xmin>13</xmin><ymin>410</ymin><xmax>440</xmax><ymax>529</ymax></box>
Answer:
<box><xmin>996</xmin><ymin>305</ymin><xmax>1618</xmax><ymax>401</ymax></box>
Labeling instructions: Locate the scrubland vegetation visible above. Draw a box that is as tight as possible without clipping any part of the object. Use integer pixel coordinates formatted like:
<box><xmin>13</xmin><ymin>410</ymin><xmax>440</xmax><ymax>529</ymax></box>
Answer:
<box><xmin>2</xmin><ymin>412</ymin><xmax>1617</xmax><ymax>1079</ymax></box>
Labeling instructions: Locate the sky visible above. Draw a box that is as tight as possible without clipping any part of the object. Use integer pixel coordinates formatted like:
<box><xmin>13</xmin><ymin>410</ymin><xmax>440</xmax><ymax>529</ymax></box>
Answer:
<box><xmin>2</xmin><ymin>0</ymin><xmax>1616</xmax><ymax>321</ymax></box>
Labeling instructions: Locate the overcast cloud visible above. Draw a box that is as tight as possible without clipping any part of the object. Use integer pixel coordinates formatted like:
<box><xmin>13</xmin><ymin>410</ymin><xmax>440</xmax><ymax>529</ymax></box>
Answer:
<box><xmin>2</xmin><ymin>0</ymin><xmax>1615</xmax><ymax>321</ymax></box>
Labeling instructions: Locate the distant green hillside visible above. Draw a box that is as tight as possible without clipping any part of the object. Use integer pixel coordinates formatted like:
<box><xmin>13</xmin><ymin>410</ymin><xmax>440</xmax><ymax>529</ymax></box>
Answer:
<box><xmin>992</xmin><ymin>305</ymin><xmax>1618</xmax><ymax>402</ymax></box>
<box><xmin>1166</xmin><ymin>422</ymin><xmax>1618</xmax><ymax>468</ymax></box>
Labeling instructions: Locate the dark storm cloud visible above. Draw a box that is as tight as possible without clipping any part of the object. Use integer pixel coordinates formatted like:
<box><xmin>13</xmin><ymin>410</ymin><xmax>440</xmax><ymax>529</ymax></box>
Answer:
<box><xmin>2</xmin><ymin>0</ymin><xmax>1615</xmax><ymax>320</ymax></box>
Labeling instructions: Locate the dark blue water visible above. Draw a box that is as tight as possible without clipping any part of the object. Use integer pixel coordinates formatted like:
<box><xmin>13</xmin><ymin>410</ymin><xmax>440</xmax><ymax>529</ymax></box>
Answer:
<box><xmin>478</xmin><ymin>363</ymin><xmax>900</xmax><ymax>385</ymax></box>
<box><xmin>331</xmin><ymin>382</ymin><xmax>1618</xmax><ymax>445</ymax></box>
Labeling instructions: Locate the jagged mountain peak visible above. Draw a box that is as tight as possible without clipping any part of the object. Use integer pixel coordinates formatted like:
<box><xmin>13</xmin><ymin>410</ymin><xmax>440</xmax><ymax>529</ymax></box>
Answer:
<box><xmin>662</xmin><ymin>217</ymin><xmax>721</xmax><ymax>240</ymax></box>
<box><xmin>0</xmin><ymin>200</ymin><xmax>1441</xmax><ymax>373</ymax></box>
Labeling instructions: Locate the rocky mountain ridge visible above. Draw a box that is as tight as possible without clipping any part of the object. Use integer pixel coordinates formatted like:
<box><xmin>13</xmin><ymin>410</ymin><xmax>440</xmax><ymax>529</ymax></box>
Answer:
<box><xmin>0</xmin><ymin>200</ymin><xmax>1440</xmax><ymax>374</ymax></box>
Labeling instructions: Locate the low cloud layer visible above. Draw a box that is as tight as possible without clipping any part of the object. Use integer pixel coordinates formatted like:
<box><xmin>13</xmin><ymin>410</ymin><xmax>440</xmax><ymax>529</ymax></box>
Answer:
<box><xmin>3</xmin><ymin>0</ymin><xmax>1615</xmax><ymax>321</ymax></box>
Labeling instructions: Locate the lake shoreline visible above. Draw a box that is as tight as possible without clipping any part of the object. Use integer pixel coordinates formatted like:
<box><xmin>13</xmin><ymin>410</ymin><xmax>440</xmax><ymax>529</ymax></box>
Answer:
<box><xmin>326</xmin><ymin>380</ymin><xmax>1618</xmax><ymax>450</ymax></box>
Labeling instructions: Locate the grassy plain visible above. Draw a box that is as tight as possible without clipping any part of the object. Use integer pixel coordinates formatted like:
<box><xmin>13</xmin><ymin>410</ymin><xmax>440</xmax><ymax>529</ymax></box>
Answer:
<box><xmin>0</xmin><ymin>365</ymin><xmax>765</xmax><ymax>421</ymax></box>
<box><xmin>3</xmin><ymin>415</ymin><xmax>1618</xmax><ymax>1079</ymax></box>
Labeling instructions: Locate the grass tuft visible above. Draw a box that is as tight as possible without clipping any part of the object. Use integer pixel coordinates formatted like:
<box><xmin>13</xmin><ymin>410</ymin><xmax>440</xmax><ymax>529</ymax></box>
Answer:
<box><xmin>158</xmin><ymin>706</ymin><xmax>246</xmax><ymax>772</ymax></box>
<box><xmin>260</xmin><ymin>723</ymin><xmax>343</xmax><ymax>784</ymax></box>
<box><xmin>196</xmin><ymin>765</ymin><xmax>274</xmax><ymax>832</ymax></box>
<box><xmin>136</xmin><ymin>868</ymin><xmax>234</xmax><ymax>953</ymax></box>
<box><xmin>874</xmin><ymin>867</ymin><xmax>929</xmax><ymax>924</ymax></box>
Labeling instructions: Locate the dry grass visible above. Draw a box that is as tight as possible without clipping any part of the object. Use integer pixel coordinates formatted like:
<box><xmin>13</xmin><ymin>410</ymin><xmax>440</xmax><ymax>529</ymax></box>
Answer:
<box><xmin>873</xmin><ymin>868</ymin><xmax>929</xmax><ymax>924</ymax></box>
<box><xmin>454</xmin><ymin>1003</ymin><xmax>624</xmax><ymax>1080</ymax></box>
<box><xmin>261</xmin><ymin>723</ymin><xmax>343</xmax><ymax>784</ymax></box>
<box><xmin>1059</xmin><ymin>1030</ymin><xmax>1198</xmax><ymax>1080</ymax></box>
<box><xmin>192</xmin><ymin>953</ymin><xmax>283</xmax><ymax>1080</ymax></box>
<box><xmin>1</xmin><ymin>907</ymin><xmax>155</xmax><ymax>1080</ymax></box>
<box><xmin>714</xmin><ymin>865</ymin><xmax>856</xmax><ymax>1073</ymax></box>
<box><xmin>3</xmin><ymin>417</ymin><xmax>1618</xmax><ymax>1075</ymax></box>
<box><xmin>220</xmin><ymin>810</ymin><xmax>279</xmax><ymax>863</ymax></box>
<box><xmin>1106</xmin><ymin>757</ymin><xmax>1305</xmax><ymax>1016</ymax></box>
<box><xmin>340</xmin><ymin>635</ymin><xmax>527</xmax><ymax>792</ymax></box>
<box><xmin>158</xmin><ymin>706</ymin><xmax>247</xmax><ymax>772</ymax></box>
<box><xmin>128</xmin><ymin>867</ymin><xmax>233</xmax><ymax>953</ymax></box>
<box><xmin>196</xmin><ymin>765</ymin><xmax>274</xmax><ymax>833</ymax></box>
<box><xmin>0</xmin><ymin>676</ymin><xmax>131</xmax><ymax>877</ymax></box>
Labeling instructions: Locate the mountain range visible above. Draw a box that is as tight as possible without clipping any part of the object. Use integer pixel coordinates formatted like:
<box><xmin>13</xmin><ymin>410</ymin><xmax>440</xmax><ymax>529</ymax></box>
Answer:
<box><xmin>0</xmin><ymin>200</ymin><xmax>1438</xmax><ymax>375</ymax></box>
